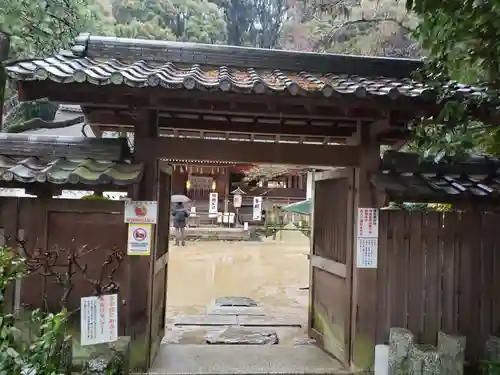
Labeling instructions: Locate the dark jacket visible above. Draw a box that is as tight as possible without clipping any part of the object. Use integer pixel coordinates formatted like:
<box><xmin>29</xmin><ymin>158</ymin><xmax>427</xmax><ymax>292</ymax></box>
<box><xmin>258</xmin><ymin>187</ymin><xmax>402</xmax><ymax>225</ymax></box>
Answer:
<box><xmin>172</xmin><ymin>203</ymin><xmax>189</xmax><ymax>228</ymax></box>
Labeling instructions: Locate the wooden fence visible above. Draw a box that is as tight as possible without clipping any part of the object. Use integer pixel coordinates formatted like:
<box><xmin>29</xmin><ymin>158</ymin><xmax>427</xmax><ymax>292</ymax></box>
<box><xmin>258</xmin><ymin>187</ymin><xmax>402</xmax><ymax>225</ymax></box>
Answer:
<box><xmin>0</xmin><ymin>197</ymin><xmax>132</xmax><ymax>335</ymax></box>
<box><xmin>376</xmin><ymin>210</ymin><xmax>500</xmax><ymax>360</ymax></box>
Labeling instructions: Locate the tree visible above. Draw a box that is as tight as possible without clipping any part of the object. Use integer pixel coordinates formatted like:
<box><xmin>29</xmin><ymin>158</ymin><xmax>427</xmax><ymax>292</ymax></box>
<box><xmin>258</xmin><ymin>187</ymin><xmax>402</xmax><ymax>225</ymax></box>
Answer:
<box><xmin>403</xmin><ymin>0</ymin><xmax>500</xmax><ymax>158</ymax></box>
<box><xmin>0</xmin><ymin>0</ymin><xmax>95</xmax><ymax>59</ymax></box>
<box><xmin>244</xmin><ymin>165</ymin><xmax>294</xmax><ymax>182</ymax></box>
<box><xmin>285</xmin><ymin>0</ymin><xmax>419</xmax><ymax>56</ymax></box>
<box><xmin>213</xmin><ymin>0</ymin><xmax>289</xmax><ymax>48</ymax></box>
<box><xmin>112</xmin><ymin>0</ymin><xmax>227</xmax><ymax>43</ymax></box>
<box><xmin>0</xmin><ymin>0</ymin><xmax>97</xmax><ymax>131</ymax></box>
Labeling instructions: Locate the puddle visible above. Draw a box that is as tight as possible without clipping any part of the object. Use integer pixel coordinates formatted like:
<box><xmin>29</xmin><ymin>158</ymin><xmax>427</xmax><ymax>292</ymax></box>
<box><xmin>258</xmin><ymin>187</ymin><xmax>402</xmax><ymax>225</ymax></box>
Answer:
<box><xmin>165</xmin><ymin>239</ymin><xmax>310</xmax><ymax>345</ymax></box>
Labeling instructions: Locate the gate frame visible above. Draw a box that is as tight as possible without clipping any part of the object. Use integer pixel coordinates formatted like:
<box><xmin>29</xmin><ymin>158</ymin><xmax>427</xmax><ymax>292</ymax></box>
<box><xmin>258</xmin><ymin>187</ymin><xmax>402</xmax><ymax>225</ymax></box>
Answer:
<box><xmin>308</xmin><ymin>167</ymin><xmax>356</xmax><ymax>367</ymax></box>
<box><xmin>145</xmin><ymin>160</ymin><xmax>173</xmax><ymax>368</ymax></box>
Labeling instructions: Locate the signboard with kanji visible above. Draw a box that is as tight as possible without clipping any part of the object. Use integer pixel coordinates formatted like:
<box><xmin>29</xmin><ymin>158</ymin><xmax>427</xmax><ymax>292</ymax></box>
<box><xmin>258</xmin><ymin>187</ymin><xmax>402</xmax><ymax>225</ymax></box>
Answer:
<box><xmin>357</xmin><ymin>208</ymin><xmax>379</xmax><ymax>238</ymax></box>
<box><xmin>124</xmin><ymin>200</ymin><xmax>158</xmax><ymax>224</ymax></box>
<box><xmin>252</xmin><ymin>196</ymin><xmax>263</xmax><ymax>220</ymax></box>
<box><xmin>209</xmin><ymin>192</ymin><xmax>218</xmax><ymax>218</ymax></box>
<box><xmin>356</xmin><ymin>238</ymin><xmax>378</xmax><ymax>268</ymax></box>
<box><xmin>80</xmin><ymin>294</ymin><xmax>118</xmax><ymax>346</ymax></box>
<box><xmin>356</xmin><ymin>208</ymin><xmax>379</xmax><ymax>268</ymax></box>
<box><xmin>233</xmin><ymin>194</ymin><xmax>242</xmax><ymax>208</ymax></box>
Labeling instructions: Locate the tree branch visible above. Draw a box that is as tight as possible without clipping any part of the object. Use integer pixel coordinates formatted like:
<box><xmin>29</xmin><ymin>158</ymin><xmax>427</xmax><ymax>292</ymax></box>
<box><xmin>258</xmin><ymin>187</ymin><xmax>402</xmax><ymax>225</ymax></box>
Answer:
<box><xmin>332</xmin><ymin>17</ymin><xmax>413</xmax><ymax>38</ymax></box>
<box><xmin>5</xmin><ymin>116</ymin><xmax>85</xmax><ymax>133</ymax></box>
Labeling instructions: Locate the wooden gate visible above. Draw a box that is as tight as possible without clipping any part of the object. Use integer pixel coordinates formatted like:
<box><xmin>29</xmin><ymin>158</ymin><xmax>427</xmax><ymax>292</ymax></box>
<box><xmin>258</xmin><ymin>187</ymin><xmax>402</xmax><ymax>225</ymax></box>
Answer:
<box><xmin>309</xmin><ymin>168</ymin><xmax>355</xmax><ymax>366</ymax></box>
<box><xmin>147</xmin><ymin>161</ymin><xmax>172</xmax><ymax>366</ymax></box>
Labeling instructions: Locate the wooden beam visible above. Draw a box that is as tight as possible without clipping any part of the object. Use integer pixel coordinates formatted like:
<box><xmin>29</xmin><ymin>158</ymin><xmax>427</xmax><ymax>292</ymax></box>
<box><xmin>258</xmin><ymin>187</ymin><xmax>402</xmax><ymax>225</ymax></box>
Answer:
<box><xmin>134</xmin><ymin>137</ymin><xmax>360</xmax><ymax>167</ymax></box>
<box><xmin>19</xmin><ymin>81</ymin><xmax>436</xmax><ymax>119</ymax></box>
<box><xmin>315</xmin><ymin>168</ymin><xmax>352</xmax><ymax>181</ymax></box>
<box><xmin>160</xmin><ymin>117</ymin><xmax>356</xmax><ymax>137</ymax></box>
<box><xmin>84</xmin><ymin>105</ymin><xmax>377</xmax><ymax>126</ymax></box>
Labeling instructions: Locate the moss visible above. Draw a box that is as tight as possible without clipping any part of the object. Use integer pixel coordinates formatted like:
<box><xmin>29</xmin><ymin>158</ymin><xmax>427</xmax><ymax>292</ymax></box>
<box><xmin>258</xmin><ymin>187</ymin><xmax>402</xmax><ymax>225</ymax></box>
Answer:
<box><xmin>353</xmin><ymin>333</ymin><xmax>376</xmax><ymax>372</ymax></box>
<box><xmin>80</xmin><ymin>194</ymin><xmax>111</xmax><ymax>200</ymax></box>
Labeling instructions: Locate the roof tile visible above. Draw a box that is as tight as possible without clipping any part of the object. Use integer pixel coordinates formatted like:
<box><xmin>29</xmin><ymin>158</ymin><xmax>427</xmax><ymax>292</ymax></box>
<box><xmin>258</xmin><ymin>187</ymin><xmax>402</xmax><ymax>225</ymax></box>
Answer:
<box><xmin>6</xmin><ymin>34</ymin><xmax>488</xmax><ymax>102</ymax></box>
<box><xmin>6</xmin><ymin>55</ymin><xmax>440</xmax><ymax>99</ymax></box>
<box><xmin>372</xmin><ymin>151</ymin><xmax>500</xmax><ymax>202</ymax></box>
<box><xmin>0</xmin><ymin>155</ymin><xmax>142</xmax><ymax>186</ymax></box>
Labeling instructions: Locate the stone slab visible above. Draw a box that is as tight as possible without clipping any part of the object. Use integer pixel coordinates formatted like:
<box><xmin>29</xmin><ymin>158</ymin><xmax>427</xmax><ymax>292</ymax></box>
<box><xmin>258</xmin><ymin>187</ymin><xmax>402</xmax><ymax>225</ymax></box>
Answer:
<box><xmin>174</xmin><ymin>314</ymin><xmax>238</xmax><ymax>326</ymax></box>
<box><xmin>207</xmin><ymin>306</ymin><xmax>266</xmax><ymax>316</ymax></box>
<box><xmin>206</xmin><ymin>327</ymin><xmax>278</xmax><ymax>345</ymax></box>
<box><xmin>214</xmin><ymin>296</ymin><xmax>258</xmax><ymax>307</ymax></box>
<box><xmin>149</xmin><ymin>344</ymin><xmax>346</xmax><ymax>374</ymax></box>
<box><xmin>237</xmin><ymin>315</ymin><xmax>303</xmax><ymax>327</ymax></box>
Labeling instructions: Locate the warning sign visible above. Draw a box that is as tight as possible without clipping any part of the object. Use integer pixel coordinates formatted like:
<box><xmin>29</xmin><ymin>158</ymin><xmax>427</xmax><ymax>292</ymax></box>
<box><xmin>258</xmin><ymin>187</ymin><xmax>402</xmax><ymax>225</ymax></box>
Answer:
<box><xmin>127</xmin><ymin>223</ymin><xmax>152</xmax><ymax>256</ymax></box>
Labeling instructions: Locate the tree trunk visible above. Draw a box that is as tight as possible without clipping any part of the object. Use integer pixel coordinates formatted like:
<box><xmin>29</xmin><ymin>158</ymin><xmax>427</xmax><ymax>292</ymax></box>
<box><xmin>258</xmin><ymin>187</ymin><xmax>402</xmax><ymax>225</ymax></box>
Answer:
<box><xmin>0</xmin><ymin>32</ymin><xmax>11</xmax><ymax>130</ymax></box>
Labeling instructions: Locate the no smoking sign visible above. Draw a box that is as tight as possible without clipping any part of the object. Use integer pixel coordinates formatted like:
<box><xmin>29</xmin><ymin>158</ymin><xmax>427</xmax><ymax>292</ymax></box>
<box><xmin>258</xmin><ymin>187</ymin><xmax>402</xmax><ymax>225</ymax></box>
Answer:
<box><xmin>127</xmin><ymin>223</ymin><xmax>152</xmax><ymax>256</ymax></box>
<box><xmin>133</xmin><ymin>228</ymin><xmax>147</xmax><ymax>241</ymax></box>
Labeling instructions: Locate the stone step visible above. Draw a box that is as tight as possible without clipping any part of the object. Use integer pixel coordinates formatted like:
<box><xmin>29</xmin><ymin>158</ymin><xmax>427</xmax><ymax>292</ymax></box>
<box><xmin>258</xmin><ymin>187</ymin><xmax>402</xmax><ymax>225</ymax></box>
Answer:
<box><xmin>169</xmin><ymin>227</ymin><xmax>254</xmax><ymax>241</ymax></box>
<box><xmin>148</xmin><ymin>344</ymin><xmax>346</xmax><ymax>374</ymax></box>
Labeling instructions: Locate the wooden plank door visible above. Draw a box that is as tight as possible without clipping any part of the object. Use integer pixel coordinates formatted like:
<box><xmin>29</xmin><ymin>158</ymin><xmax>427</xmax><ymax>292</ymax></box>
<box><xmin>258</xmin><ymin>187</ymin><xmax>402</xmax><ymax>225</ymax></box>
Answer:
<box><xmin>147</xmin><ymin>161</ymin><xmax>172</xmax><ymax>367</ymax></box>
<box><xmin>308</xmin><ymin>168</ymin><xmax>355</xmax><ymax>366</ymax></box>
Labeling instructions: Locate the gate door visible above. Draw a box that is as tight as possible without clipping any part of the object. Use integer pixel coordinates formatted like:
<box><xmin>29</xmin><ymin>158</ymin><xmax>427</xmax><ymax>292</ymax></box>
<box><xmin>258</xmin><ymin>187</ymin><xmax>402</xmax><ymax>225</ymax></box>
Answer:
<box><xmin>147</xmin><ymin>161</ymin><xmax>172</xmax><ymax>366</ymax></box>
<box><xmin>309</xmin><ymin>168</ymin><xmax>354</xmax><ymax>366</ymax></box>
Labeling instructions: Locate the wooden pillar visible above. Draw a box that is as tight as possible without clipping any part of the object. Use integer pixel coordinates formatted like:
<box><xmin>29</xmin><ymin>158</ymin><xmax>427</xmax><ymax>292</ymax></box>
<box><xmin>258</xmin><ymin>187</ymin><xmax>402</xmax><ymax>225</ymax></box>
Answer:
<box><xmin>134</xmin><ymin>110</ymin><xmax>158</xmax><ymax>201</ymax></box>
<box><xmin>130</xmin><ymin>109</ymin><xmax>159</xmax><ymax>371</ymax></box>
<box><xmin>351</xmin><ymin>124</ymin><xmax>381</xmax><ymax>368</ymax></box>
<box><xmin>224</xmin><ymin>166</ymin><xmax>230</xmax><ymax>213</ymax></box>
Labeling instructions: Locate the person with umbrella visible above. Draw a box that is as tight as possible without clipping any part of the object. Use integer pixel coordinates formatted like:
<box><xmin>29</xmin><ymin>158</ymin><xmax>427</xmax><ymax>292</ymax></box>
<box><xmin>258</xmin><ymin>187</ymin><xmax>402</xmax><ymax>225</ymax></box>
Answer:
<box><xmin>171</xmin><ymin>195</ymin><xmax>190</xmax><ymax>246</ymax></box>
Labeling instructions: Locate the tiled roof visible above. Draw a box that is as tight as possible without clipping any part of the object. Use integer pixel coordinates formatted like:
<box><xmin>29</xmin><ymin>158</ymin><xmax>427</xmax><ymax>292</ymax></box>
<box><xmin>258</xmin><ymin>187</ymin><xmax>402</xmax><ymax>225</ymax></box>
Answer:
<box><xmin>5</xmin><ymin>34</ymin><xmax>484</xmax><ymax>101</ymax></box>
<box><xmin>0</xmin><ymin>156</ymin><xmax>142</xmax><ymax>185</ymax></box>
<box><xmin>0</xmin><ymin>134</ymin><xmax>142</xmax><ymax>186</ymax></box>
<box><xmin>372</xmin><ymin>151</ymin><xmax>500</xmax><ymax>202</ymax></box>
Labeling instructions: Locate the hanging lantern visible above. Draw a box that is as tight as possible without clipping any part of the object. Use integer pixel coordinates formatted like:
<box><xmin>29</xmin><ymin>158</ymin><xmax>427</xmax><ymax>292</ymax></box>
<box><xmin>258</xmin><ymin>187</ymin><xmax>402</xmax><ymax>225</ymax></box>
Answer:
<box><xmin>211</xmin><ymin>180</ymin><xmax>216</xmax><ymax>191</ymax></box>
<box><xmin>186</xmin><ymin>179</ymin><xmax>191</xmax><ymax>190</ymax></box>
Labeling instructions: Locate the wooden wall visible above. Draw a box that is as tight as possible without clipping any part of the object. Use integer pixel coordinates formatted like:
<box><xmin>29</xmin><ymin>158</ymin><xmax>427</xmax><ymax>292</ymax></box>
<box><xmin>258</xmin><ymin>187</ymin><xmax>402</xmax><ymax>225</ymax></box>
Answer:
<box><xmin>376</xmin><ymin>210</ymin><xmax>500</xmax><ymax>361</ymax></box>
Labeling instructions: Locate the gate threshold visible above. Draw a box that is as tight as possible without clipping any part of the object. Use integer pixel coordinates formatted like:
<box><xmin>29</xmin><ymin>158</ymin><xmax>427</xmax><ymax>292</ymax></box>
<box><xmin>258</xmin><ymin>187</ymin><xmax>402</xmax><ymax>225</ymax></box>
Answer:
<box><xmin>148</xmin><ymin>344</ymin><xmax>347</xmax><ymax>374</ymax></box>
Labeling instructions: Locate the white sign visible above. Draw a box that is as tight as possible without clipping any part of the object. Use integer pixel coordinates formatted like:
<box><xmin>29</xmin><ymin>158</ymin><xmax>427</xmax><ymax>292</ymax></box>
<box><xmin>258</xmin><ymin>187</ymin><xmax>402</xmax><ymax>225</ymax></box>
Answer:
<box><xmin>357</xmin><ymin>208</ymin><xmax>379</xmax><ymax>238</ymax></box>
<box><xmin>233</xmin><ymin>194</ymin><xmax>242</xmax><ymax>208</ymax></box>
<box><xmin>124</xmin><ymin>201</ymin><xmax>158</xmax><ymax>224</ymax></box>
<box><xmin>252</xmin><ymin>196</ymin><xmax>263</xmax><ymax>221</ymax></box>
<box><xmin>80</xmin><ymin>294</ymin><xmax>118</xmax><ymax>346</ymax></box>
<box><xmin>189</xmin><ymin>175</ymin><xmax>213</xmax><ymax>190</ymax></box>
<box><xmin>209</xmin><ymin>193</ymin><xmax>218</xmax><ymax>217</ymax></box>
<box><xmin>356</xmin><ymin>208</ymin><xmax>379</xmax><ymax>268</ymax></box>
<box><xmin>127</xmin><ymin>223</ymin><xmax>152</xmax><ymax>256</ymax></box>
<box><xmin>357</xmin><ymin>238</ymin><xmax>378</xmax><ymax>268</ymax></box>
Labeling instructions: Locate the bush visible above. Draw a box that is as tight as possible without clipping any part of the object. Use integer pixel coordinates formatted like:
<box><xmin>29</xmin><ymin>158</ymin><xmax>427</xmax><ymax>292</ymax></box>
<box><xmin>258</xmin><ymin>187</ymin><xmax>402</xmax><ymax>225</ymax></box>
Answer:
<box><xmin>0</xmin><ymin>246</ymin><xmax>72</xmax><ymax>375</ymax></box>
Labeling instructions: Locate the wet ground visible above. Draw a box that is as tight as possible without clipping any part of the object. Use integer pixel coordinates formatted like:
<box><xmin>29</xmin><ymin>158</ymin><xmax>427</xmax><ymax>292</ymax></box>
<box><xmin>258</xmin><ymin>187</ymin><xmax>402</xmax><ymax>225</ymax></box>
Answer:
<box><xmin>164</xmin><ymin>231</ymin><xmax>312</xmax><ymax>345</ymax></box>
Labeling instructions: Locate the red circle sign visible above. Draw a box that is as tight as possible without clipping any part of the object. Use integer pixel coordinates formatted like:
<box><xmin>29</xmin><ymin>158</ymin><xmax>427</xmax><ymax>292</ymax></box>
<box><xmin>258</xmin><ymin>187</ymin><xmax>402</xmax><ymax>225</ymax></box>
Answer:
<box><xmin>133</xmin><ymin>228</ymin><xmax>147</xmax><ymax>241</ymax></box>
